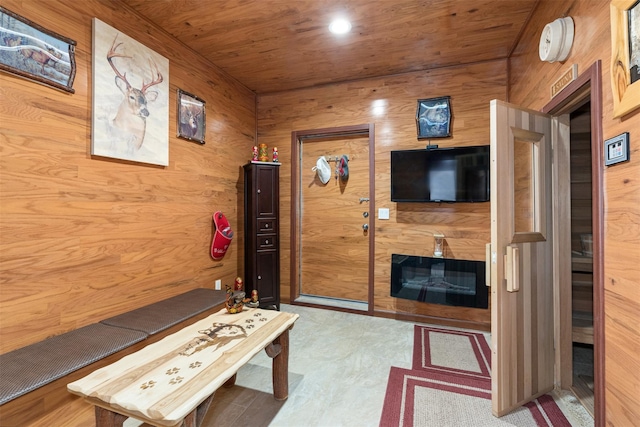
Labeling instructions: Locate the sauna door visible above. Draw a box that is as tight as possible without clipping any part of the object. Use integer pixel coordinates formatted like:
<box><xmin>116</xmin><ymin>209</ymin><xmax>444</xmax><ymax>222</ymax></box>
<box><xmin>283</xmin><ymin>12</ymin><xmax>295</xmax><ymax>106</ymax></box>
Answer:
<box><xmin>489</xmin><ymin>100</ymin><xmax>555</xmax><ymax>416</ymax></box>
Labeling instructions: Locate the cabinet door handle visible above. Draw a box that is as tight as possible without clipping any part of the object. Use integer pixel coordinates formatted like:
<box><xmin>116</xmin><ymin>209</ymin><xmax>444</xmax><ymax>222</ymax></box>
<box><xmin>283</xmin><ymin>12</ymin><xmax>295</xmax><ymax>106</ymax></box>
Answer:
<box><xmin>265</xmin><ymin>240</ymin><xmax>269</xmax><ymax>244</ymax></box>
<box><xmin>257</xmin><ymin>275</ymin><xmax>262</xmax><ymax>280</ymax></box>
<box><xmin>265</xmin><ymin>224</ymin><xmax>269</xmax><ymax>228</ymax></box>
<box><xmin>257</xmin><ymin>189</ymin><xmax>261</xmax><ymax>194</ymax></box>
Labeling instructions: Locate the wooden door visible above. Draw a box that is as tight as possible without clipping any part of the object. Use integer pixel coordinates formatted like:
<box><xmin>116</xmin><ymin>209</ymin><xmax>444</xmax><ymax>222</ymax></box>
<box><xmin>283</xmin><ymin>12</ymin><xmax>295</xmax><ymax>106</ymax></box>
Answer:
<box><xmin>299</xmin><ymin>136</ymin><xmax>370</xmax><ymax>302</ymax></box>
<box><xmin>489</xmin><ymin>100</ymin><xmax>555</xmax><ymax>416</ymax></box>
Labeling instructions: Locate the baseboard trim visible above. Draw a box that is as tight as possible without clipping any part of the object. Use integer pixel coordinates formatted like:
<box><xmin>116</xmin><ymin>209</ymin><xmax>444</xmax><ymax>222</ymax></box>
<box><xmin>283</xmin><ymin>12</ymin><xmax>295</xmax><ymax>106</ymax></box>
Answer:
<box><xmin>373</xmin><ymin>309</ymin><xmax>490</xmax><ymax>332</ymax></box>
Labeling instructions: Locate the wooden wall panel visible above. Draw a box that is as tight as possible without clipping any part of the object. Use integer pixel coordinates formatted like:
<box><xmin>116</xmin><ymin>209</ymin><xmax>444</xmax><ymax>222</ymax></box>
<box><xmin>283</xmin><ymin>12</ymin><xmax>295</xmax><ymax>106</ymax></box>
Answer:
<box><xmin>258</xmin><ymin>61</ymin><xmax>507</xmax><ymax>328</ymax></box>
<box><xmin>0</xmin><ymin>0</ymin><xmax>256</xmax><ymax>354</ymax></box>
<box><xmin>508</xmin><ymin>0</ymin><xmax>640</xmax><ymax>425</ymax></box>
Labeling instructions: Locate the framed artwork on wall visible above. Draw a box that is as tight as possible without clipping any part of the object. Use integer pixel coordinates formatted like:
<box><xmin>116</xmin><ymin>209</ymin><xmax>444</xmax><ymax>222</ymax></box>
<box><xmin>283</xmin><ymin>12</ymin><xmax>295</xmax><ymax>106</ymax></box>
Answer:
<box><xmin>91</xmin><ymin>18</ymin><xmax>169</xmax><ymax>166</ymax></box>
<box><xmin>610</xmin><ymin>0</ymin><xmax>640</xmax><ymax>118</ymax></box>
<box><xmin>177</xmin><ymin>89</ymin><xmax>206</xmax><ymax>144</ymax></box>
<box><xmin>416</xmin><ymin>96</ymin><xmax>452</xmax><ymax>139</ymax></box>
<box><xmin>0</xmin><ymin>6</ymin><xmax>76</xmax><ymax>93</ymax></box>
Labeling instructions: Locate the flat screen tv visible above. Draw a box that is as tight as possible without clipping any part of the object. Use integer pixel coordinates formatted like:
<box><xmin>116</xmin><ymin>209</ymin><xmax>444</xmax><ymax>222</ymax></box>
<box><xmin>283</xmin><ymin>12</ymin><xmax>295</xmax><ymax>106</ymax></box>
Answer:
<box><xmin>391</xmin><ymin>145</ymin><xmax>490</xmax><ymax>202</ymax></box>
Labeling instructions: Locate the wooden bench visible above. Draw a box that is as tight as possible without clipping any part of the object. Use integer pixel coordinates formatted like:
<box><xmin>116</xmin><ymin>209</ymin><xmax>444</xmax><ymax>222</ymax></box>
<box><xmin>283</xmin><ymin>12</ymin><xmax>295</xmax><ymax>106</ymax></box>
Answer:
<box><xmin>0</xmin><ymin>288</ymin><xmax>226</xmax><ymax>427</ymax></box>
<box><xmin>68</xmin><ymin>307</ymin><xmax>299</xmax><ymax>427</ymax></box>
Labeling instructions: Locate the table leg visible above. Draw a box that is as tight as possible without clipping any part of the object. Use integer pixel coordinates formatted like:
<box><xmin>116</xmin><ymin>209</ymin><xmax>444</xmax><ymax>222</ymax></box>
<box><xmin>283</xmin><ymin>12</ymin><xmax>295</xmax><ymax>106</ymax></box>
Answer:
<box><xmin>223</xmin><ymin>373</ymin><xmax>237</xmax><ymax>387</ymax></box>
<box><xmin>182</xmin><ymin>409</ymin><xmax>196</xmax><ymax>427</ymax></box>
<box><xmin>195</xmin><ymin>393</ymin><xmax>215</xmax><ymax>427</ymax></box>
<box><xmin>95</xmin><ymin>406</ymin><xmax>127</xmax><ymax>427</ymax></box>
<box><xmin>271</xmin><ymin>327</ymin><xmax>290</xmax><ymax>400</ymax></box>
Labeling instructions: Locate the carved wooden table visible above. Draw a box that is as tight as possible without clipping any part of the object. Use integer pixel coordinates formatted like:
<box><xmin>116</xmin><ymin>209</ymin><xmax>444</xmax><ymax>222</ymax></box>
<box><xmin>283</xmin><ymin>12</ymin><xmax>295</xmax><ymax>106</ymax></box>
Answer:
<box><xmin>68</xmin><ymin>308</ymin><xmax>299</xmax><ymax>427</ymax></box>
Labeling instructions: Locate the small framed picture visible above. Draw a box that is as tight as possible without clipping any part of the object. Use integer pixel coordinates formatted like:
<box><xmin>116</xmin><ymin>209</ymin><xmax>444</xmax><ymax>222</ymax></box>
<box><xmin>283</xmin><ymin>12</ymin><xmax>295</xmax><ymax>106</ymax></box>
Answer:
<box><xmin>177</xmin><ymin>89</ymin><xmax>205</xmax><ymax>144</ymax></box>
<box><xmin>604</xmin><ymin>132</ymin><xmax>630</xmax><ymax>166</ymax></box>
<box><xmin>0</xmin><ymin>6</ymin><xmax>76</xmax><ymax>93</ymax></box>
<box><xmin>416</xmin><ymin>96</ymin><xmax>451</xmax><ymax>139</ymax></box>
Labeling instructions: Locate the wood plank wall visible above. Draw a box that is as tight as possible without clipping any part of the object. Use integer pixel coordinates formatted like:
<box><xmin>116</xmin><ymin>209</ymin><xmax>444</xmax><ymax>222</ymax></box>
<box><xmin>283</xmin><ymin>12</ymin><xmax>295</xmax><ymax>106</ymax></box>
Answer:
<box><xmin>1</xmin><ymin>0</ymin><xmax>637</xmax><ymax>425</ymax></box>
<box><xmin>0</xmin><ymin>0</ymin><xmax>256</xmax><ymax>354</ymax></box>
<box><xmin>508</xmin><ymin>0</ymin><xmax>640</xmax><ymax>425</ymax></box>
<box><xmin>258</xmin><ymin>61</ymin><xmax>507</xmax><ymax>328</ymax></box>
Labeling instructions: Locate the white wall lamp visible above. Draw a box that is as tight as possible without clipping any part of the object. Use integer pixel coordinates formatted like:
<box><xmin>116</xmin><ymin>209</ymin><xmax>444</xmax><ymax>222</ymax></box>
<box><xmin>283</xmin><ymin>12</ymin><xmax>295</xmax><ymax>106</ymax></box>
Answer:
<box><xmin>538</xmin><ymin>17</ymin><xmax>574</xmax><ymax>63</ymax></box>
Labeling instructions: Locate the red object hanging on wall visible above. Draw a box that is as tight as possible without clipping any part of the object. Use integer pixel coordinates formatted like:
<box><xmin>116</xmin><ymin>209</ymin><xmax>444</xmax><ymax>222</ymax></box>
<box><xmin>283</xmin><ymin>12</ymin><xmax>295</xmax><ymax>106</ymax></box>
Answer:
<box><xmin>211</xmin><ymin>211</ymin><xmax>233</xmax><ymax>260</ymax></box>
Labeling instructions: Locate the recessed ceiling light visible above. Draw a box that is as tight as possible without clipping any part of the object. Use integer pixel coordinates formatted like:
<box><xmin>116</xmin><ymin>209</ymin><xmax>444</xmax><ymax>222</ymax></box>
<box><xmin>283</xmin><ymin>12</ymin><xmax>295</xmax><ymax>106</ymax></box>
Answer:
<box><xmin>329</xmin><ymin>18</ymin><xmax>352</xmax><ymax>35</ymax></box>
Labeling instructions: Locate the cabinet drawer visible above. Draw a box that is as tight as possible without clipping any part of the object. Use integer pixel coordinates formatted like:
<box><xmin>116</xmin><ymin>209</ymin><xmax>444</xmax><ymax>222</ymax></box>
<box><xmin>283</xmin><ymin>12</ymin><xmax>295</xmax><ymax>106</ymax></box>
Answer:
<box><xmin>257</xmin><ymin>235</ymin><xmax>277</xmax><ymax>249</ymax></box>
<box><xmin>257</xmin><ymin>218</ymin><xmax>277</xmax><ymax>233</ymax></box>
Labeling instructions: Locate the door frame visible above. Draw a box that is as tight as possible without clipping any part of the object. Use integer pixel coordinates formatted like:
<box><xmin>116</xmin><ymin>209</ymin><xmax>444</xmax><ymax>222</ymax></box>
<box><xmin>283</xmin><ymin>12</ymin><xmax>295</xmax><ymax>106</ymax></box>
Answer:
<box><xmin>290</xmin><ymin>124</ymin><xmax>375</xmax><ymax>314</ymax></box>
<box><xmin>542</xmin><ymin>61</ymin><xmax>604</xmax><ymax>426</ymax></box>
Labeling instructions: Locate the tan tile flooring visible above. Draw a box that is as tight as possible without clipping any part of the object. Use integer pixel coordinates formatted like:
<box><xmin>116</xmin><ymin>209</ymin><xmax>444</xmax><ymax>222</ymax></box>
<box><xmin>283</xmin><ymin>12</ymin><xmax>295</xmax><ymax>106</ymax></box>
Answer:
<box><xmin>123</xmin><ymin>303</ymin><xmax>594</xmax><ymax>427</ymax></box>
<box><xmin>203</xmin><ymin>304</ymin><xmax>593</xmax><ymax>427</ymax></box>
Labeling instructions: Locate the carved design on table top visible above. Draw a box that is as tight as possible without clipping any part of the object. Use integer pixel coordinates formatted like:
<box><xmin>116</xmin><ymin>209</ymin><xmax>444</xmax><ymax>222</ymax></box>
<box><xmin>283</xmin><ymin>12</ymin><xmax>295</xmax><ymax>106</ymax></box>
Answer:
<box><xmin>140</xmin><ymin>380</ymin><xmax>156</xmax><ymax>389</ymax></box>
<box><xmin>165</xmin><ymin>367</ymin><xmax>180</xmax><ymax>375</ymax></box>
<box><xmin>179</xmin><ymin>322</ymin><xmax>247</xmax><ymax>357</ymax></box>
<box><xmin>169</xmin><ymin>376</ymin><xmax>184</xmax><ymax>385</ymax></box>
<box><xmin>189</xmin><ymin>361</ymin><xmax>202</xmax><ymax>369</ymax></box>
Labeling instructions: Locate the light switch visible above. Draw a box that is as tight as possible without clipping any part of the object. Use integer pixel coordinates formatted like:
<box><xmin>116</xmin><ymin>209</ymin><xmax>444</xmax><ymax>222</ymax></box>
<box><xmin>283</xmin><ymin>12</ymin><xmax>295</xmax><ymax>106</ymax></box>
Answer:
<box><xmin>378</xmin><ymin>208</ymin><xmax>390</xmax><ymax>220</ymax></box>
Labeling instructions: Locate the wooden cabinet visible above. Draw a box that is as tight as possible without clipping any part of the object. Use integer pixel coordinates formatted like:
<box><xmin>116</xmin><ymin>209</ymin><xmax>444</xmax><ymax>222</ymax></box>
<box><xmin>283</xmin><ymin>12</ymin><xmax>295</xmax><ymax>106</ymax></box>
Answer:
<box><xmin>244</xmin><ymin>162</ymin><xmax>280</xmax><ymax>310</ymax></box>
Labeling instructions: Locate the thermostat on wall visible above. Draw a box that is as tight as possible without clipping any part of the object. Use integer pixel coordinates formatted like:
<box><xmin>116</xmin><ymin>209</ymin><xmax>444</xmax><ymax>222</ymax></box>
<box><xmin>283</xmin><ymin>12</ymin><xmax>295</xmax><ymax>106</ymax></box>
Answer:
<box><xmin>604</xmin><ymin>132</ymin><xmax>630</xmax><ymax>166</ymax></box>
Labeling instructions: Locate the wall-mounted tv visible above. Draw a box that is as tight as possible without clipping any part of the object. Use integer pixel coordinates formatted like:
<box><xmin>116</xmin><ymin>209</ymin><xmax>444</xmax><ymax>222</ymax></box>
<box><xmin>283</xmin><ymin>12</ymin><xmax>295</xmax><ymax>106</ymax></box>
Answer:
<box><xmin>391</xmin><ymin>145</ymin><xmax>490</xmax><ymax>202</ymax></box>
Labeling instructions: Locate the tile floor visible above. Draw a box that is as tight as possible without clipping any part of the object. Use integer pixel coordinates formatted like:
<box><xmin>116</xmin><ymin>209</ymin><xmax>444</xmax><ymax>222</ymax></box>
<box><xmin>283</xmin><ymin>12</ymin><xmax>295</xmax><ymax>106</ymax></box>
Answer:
<box><xmin>198</xmin><ymin>303</ymin><xmax>594</xmax><ymax>427</ymax></box>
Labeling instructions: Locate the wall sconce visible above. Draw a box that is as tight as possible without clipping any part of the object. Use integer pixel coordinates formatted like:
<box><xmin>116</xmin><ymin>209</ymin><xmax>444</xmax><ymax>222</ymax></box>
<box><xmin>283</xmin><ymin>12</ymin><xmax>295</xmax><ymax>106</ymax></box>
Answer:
<box><xmin>433</xmin><ymin>233</ymin><xmax>445</xmax><ymax>258</ymax></box>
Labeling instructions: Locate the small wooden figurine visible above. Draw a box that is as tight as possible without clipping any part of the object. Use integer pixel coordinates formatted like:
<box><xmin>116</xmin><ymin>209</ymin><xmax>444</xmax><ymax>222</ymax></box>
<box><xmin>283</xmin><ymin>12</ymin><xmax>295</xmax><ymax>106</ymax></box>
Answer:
<box><xmin>234</xmin><ymin>276</ymin><xmax>243</xmax><ymax>291</ymax></box>
<box><xmin>246</xmin><ymin>289</ymin><xmax>259</xmax><ymax>308</ymax></box>
<box><xmin>226</xmin><ymin>277</ymin><xmax>252</xmax><ymax>313</ymax></box>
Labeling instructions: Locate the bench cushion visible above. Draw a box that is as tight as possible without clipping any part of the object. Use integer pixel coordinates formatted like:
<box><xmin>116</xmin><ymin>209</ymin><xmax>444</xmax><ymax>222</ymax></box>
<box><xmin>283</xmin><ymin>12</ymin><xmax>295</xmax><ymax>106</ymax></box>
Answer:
<box><xmin>0</xmin><ymin>323</ymin><xmax>147</xmax><ymax>405</ymax></box>
<box><xmin>99</xmin><ymin>288</ymin><xmax>226</xmax><ymax>335</ymax></box>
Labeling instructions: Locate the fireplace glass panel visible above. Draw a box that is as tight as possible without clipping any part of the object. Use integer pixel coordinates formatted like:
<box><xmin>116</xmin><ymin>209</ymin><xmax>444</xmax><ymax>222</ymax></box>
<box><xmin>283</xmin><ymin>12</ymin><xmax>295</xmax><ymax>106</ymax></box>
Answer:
<box><xmin>391</xmin><ymin>254</ymin><xmax>488</xmax><ymax>309</ymax></box>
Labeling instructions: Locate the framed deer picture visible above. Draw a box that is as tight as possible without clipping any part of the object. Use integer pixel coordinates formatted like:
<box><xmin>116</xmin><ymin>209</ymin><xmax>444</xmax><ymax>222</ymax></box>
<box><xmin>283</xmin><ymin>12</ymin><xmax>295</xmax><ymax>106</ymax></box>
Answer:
<box><xmin>0</xmin><ymin>6</ymin><xmax>76</xmax><ymax>93</ymax></box>
<box><xmin>177</xmin><ymin>89</ymin><xmax>206</xmax><ymax>144</ymax></box>
<box><xmin>91</xmin><ymin>18</ymin><xmax>169</xmax><ymax>166</ymax></box>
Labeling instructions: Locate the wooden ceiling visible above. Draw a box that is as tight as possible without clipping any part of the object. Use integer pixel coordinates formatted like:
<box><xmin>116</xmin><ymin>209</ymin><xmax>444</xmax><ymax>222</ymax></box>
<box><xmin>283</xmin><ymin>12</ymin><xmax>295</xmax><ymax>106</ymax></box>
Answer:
<box><xmin>122</xmin><ymin>0</ymin><xmax>539</xmax><ymax>94</ymax></box>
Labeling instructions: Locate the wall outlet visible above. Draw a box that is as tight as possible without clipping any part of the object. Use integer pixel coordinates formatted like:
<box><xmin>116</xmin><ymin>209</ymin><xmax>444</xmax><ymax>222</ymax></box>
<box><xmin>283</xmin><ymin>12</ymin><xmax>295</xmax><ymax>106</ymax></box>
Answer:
<box><xmin>215</xmin><ymin>279</ymin><xmax>222</xmax><ymax>290</ymax></box>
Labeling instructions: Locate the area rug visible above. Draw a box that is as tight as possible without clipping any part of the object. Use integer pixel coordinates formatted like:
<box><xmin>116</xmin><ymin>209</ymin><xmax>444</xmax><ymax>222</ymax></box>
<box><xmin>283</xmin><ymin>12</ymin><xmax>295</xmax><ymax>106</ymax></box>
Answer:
<box><xmin>379</xmin><ymin>325</ymin><xmax>572</xmax><ymax>427</ymax></box>
<box><xmin>412</xmin><ymin>326</ymin><xmax>492</xmax><ymax>378</ymax></box>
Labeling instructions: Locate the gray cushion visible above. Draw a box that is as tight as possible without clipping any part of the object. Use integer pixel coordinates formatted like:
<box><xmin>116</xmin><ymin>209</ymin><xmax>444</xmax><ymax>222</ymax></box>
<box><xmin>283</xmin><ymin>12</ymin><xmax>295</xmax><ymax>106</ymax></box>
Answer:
<box><xmin>0</xmin><ymin>323</ymin><xmax>147</xmax><ymax>405</ymax></box>
<box><xmin>100</xmin><ymin>288</ymin><xmax>226</xmax><ymax>335</ymax></box>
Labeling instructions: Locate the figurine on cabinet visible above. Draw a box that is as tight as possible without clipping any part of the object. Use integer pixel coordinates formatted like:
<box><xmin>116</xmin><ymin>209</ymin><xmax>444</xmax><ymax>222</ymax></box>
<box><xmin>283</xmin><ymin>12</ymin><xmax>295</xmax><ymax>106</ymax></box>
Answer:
<box><xmin>258</xmin><ymin>143</ymin><xmax>268</xmax><ymax>162</ymax></box>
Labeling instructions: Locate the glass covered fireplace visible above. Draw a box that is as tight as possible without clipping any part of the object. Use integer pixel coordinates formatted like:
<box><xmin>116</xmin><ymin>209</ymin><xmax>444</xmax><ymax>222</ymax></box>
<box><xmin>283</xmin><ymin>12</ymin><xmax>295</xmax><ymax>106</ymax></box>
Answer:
<box><xmin>391</xmin><ymin>254</ymin><xmax>488</xmax><ymax>309</ymax></box>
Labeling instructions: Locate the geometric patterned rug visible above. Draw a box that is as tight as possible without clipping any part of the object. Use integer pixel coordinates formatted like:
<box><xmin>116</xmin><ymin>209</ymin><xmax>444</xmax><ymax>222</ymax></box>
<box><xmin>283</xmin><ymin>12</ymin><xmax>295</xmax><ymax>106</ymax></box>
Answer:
<box><xmin>379</xmin><ymin>326</ymin><xmax>572</xmax><ymax>427</ymax></box>
<box><xmin>412</xmin><ymin>326</ymin><xmax>492</xmax><ymax>378</ymax></box>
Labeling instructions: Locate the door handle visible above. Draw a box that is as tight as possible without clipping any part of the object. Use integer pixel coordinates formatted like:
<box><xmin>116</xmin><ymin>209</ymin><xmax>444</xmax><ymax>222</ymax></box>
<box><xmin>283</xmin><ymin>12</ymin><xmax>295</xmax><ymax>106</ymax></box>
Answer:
<box><xmin>505</xmin><ymin>245</ymin><xmax>519</xmax><ymax>292</ymax></box>
<box><xmin>362</xmin><ymin>224</ymin><xmax>369</xmax><ymax>231</ymax></box>
<box><xmin>485</xmin><ymin>243</ymin><xmax>491</xmax><ymax>287</ymax></box>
